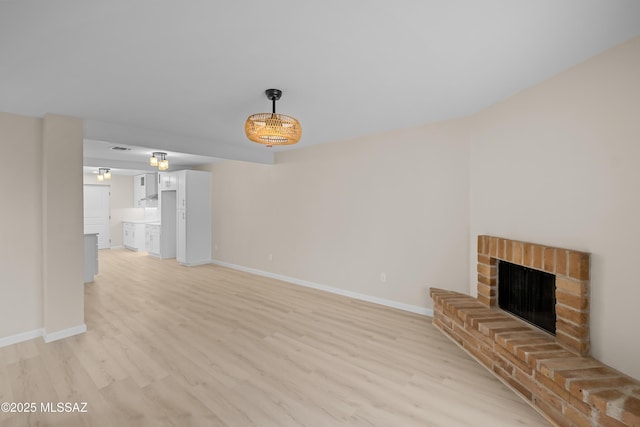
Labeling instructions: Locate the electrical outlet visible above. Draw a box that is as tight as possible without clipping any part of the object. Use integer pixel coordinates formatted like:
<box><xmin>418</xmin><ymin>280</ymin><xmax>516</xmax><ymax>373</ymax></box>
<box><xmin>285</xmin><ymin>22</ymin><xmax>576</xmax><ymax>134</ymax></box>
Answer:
<box><xmin>380</xmin><ymin>272</ymin><xmax>386</xmax><ymax>283</ymax></box>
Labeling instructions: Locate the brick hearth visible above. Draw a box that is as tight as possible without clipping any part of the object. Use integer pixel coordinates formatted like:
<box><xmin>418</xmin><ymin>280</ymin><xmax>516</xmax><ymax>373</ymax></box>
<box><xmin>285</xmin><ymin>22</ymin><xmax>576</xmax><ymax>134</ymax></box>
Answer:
<box><xmin>429</xmin><ymin>236</ymin><xmax>640</xmax><ymax>427</ymax></box>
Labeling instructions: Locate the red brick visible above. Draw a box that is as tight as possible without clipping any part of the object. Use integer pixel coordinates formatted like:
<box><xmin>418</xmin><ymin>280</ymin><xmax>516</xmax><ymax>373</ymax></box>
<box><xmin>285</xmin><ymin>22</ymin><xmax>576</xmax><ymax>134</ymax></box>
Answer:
<box><xmin>535</xmin><ymin>397</ymin><xmax>572</xmax><ymax>427</ymax></box>
<box><xmin>504</xmin><ymin>337</ymin><xmax>556</xmax><ymax>356</ymax></box>
<box><xmin>556</xmin><ymin>305</ymin><xmax>589</xmax><ymax>326</ymax></box>
<box><xmin>569</xmin><ymin>394</ymin><xmax>594</xmax><ymax>417</ymax></box>
<box><xmin>556</xmin><ymin>331</ymin><xmax>590</xmax><ymax>356</ymax></box>
<box><xmin>563</xmin><ymin>403</ymin><xmax>592</xmax><ymax>427</ymax></box>
<box><xmin>532</xmin><ymin>245</ymin><xmax>543</xmax><ymax>270</ymax></box>
<box><xmin>505</xmin><ymin>241</ymin><xmax>513</xmax><ymax>262</ymax></box>
<box><xmin>477</xmin><ymin>320</ymin><xmax>530</xmax><ymax>339</ymax></box>
<box><xmin>514</xmin><ymin>368</ymin><xmax>564</xmax><ymax>412</ymax></box>
<box><xmin>523</xmin><ymin>243</ymin><xmax>534</xmax><ymax>267</ymax></box>
<box><xmin>477</xmin><ymin>263</ymin><xmax>495</xmax><ymax>278</ymax></box>
<box><xmin>477</xmin><ymin>273</ymin><xmax>496</xmax><ymax>286</ymax></box>
<box><xmin>494</xmin><ymin>238</ymin><xmax>502</xmax><ymax>259</ymax></box>
<box><xmin>528</xmin><ymin>350</ymin><xmax>578</xmax><ymax>370</ymax></box>
<box><xmin>463</xmin><ymin>340</ymin><xmax>492</xmax><ymax>368</ymax></box>
<box><xmin>539</xmin><ymin>357</ymin><xmax>602</xmax><ymax>379</ymax></box>
<box><xmin>553</xmin><ymin>366</ymin><xmax>615</xmax><ymax>390</ymax></box>
<box><xmin>557</xmin><ymin>250</ymin><xmax>568</xmax><ymax>275</ymax></box>
<box><xmin>493</xmin><ymin>353</ymin><xmax>514</xmax><ymax>376</ymax></box>
<box><xmin>543</xmin><ymin>247</ymin><xmax>556</xmax><ymax>274</ymax></box>
<box><xmin>556</xmin><ymin>277</ymin><xmax>588</xmax><ymax>296</ymax></box>
<box><xmin>494</xmin><ymin>329</ymin><xmax>549</xmax><ymax>344</ymax></box>
<box><xmin>588</xmin><ymin>389</ymin><xmax>625</xmax><ymax>413</ymax></box>
<box><xmin>490</xmin><ymin>237</ymin><xmax>498</xmax><ymax>257</ymax></box>
<box><xmin>598</xmin><ymin>414</ymin><xmax>628</xmax><ymax>427</ymax></box>
<box><xmin>477</xmin><ymin>253</ymin><xmax>491</xmax><ymax>265</ymax></box>
<box><xmin>477</xmin><ymin>294</ymin><xmax>493</xmax><ymax>307</ymax></box>
<box><xmin>513</xmin><ymin>241</ymin><xmax>523</xmax><ymax>264</ymax></box>
<box><xmin>458</xmin><ymin>307</ymin><xmax>492</xmax><ymax>323</ymax></box>
<box><xmin>467</xmin><ymin>326</ymin><xmax>495</xmax><ymax>347</ymax></box>
<box><xmin>569</xmin><ymin>377</ymin><xmax>636</xmax><ymax>400</ymax></box>
<box><xmin>466</xmin><ymin>312</ymin><xmax>511</xmax><ymax>329</ymax></box>
<box><xmin>535</xmin><ymin>371</ymin><xmax>573</xmax><ymax>402</ymax></box>
<box><xmin>495</xmin><ymin>343</ymin><xmax>533</xmax><ymax>375</ymax></box>
<box><xmin>477</xmin><ymin>283</ymin><xmax>495</xmax><ymax>298</ymax></box>
<box><xmin>477</xmin><ymin>235</ymin><xmax>487</xmax><ymax>255</ymax></box>
<box><xmin>557</xmin><ymin>318</ymin><xmax>589</xmax><ymax>341</ymax></box>
<box><xmin>556</xmin><ymin>290</ymin><xmax>589</xmax><ymax>310</ymax></box>
<box><xmin>622</xmin><ymin>395</ymin><xmax>640</xmax><ymax>427</ymax></box>
<box><xmin>568</xmin><ymin>251</ymin><xmax>590</xmax><ymax>281</ymax></box>
<box><xmin>515</xmin><ymin>343</ymin><xmax>564</xmax><ymax>363</ymax></box>
<box><xmin>493</xmin><ymin>364</ymin><xmax>533</xmax><ymax>401</ymax></box>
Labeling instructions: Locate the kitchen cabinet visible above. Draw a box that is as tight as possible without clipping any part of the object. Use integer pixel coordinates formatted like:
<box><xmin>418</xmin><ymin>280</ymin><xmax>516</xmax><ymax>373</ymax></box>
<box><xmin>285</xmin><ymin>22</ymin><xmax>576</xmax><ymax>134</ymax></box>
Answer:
<box><xmin>133</xmin><ymin>173</ymin><xmax>158</xmax><ymax>208</ymax></box>
<box><xmin>145</xmin><ymin>224</ymin><xmax>161</xmax><ymax>257</ymax></box>
<box><xmin>175</xmin><ymin>170</ymin><xmax>211</xmax><ymax>266</ymax></box>
<box><xmin>123</xmin><ymin>222</ymin><xmax>146</xmax><ymax>251</ymax></box>
<box><xmin>159</xmin><ymin>172</ymin><xmax>177</xmax><ymax>191</ymax></box>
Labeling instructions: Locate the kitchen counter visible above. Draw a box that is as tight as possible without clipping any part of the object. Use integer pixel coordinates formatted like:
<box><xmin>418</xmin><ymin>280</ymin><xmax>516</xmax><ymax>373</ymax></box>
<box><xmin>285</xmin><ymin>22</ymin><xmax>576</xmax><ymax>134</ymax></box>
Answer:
<box><xmin>122</xmin><ymin>219</ymin><xmax>160</xmax><ymax>224</ymax></box>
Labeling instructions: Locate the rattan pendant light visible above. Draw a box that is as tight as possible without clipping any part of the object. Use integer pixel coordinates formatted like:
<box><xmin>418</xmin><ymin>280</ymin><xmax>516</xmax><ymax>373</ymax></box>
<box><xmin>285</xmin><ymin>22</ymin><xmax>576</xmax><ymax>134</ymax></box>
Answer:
<box><xmin>245</xmin><ymin>89</ymin><xmax>302</xmax><ymax>147</ymax></box>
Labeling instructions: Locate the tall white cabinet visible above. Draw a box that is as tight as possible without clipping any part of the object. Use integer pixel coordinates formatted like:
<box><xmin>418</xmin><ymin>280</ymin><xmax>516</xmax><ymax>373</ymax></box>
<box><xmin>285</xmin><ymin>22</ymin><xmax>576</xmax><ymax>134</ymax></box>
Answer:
<box><xmin>175</xmin><ymin>170</ymin><xmax>211</xmax><ymax>266</ymax></box>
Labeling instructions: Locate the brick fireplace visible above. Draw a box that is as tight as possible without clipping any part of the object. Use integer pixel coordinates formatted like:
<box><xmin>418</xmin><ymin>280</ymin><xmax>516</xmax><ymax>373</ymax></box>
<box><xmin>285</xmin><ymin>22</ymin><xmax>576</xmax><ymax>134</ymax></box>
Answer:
<box><xmin>430</xmin><ymin>235</ymin><xmax>640</xmax><ymax>427</ymax></box>
<box><xmin>476</xmin><ymin>235</ymin><xmax>590</xmax><ymax>356</ymax></box>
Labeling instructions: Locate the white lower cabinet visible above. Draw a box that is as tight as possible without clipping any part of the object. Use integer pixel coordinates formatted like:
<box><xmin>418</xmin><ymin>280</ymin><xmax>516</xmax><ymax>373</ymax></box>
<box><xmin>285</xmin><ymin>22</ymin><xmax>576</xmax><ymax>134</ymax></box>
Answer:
<box><xmin>123</xmin><ymin>222</ymin><xmax>146</xmax><ymax>251</ymax></box>
<box><xmin>145</xmin><ymin>224</ymin><xmax>161</xmax><ymax>257</ymax></box>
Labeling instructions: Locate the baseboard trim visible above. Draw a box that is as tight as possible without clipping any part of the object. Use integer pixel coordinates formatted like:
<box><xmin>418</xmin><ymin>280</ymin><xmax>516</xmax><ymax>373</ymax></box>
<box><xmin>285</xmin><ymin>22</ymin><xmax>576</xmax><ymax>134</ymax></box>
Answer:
<box><xmin>211</xmin><ymin>260</ymin><xmax>433</xmax><ymax>317</ymax></box>
<box><xmin>43</xmin><ymin>324</ymin><xmax>87</xmax><ymax>343</ymax></box>
<box><xmin>180</xmin><ymin>259</ymin><xmax>212</xmax><ymax>267</ymax></box>
<box><xmin>0</xmin><ymin>328</ymin><xmax>44</xmax><ymax>348</ymax></box>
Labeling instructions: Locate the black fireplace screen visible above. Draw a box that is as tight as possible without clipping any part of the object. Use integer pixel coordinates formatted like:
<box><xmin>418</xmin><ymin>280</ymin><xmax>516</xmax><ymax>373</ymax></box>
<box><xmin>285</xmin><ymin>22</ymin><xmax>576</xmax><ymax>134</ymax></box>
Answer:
<box><xmin>498</xmin><ymin>260</ymin><xmax>556</xmax><ymax>335</ymax></box>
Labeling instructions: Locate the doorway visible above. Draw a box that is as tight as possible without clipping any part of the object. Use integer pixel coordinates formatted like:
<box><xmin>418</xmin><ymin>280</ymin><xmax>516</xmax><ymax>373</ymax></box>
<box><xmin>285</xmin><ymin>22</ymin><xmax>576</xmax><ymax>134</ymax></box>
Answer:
<box><xmin>84</xmin><ymin>185</ymin><xmax>111</xmax><ymax>249</ymax></box>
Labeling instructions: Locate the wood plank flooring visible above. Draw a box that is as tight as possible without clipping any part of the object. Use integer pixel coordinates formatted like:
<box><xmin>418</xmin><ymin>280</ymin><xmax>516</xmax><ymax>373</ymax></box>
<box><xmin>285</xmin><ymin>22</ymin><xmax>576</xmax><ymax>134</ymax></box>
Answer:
<box><xmin>0</xmin><ymin>249</ymin><xmax>550</xmax><ymax>426</ymax></box>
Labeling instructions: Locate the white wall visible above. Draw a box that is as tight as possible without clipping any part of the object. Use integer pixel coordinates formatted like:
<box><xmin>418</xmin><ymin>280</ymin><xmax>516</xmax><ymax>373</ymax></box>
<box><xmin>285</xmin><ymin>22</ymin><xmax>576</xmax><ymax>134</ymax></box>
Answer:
<box><xmin>208</xmin><ymin>120</ymin><xmax>470</xmax><ymax>312</ymax></box>
<box><xmin>469</xmin><ymin>36</ymin><xmax>640</xmax><ymax>380</ymax></box>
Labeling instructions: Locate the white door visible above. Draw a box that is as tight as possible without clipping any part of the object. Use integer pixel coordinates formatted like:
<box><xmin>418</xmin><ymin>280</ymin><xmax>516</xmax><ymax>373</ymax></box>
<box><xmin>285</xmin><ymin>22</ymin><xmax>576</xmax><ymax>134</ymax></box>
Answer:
<box><xmin>84</xmin><ymin>185</ymin><xmax>110</xmax><ymax>249</ymax></box>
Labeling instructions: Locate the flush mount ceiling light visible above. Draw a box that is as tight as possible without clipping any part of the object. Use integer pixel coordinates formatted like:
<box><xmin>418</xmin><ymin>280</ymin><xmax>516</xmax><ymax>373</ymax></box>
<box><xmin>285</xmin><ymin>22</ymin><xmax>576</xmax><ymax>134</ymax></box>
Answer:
<box><xmin>97</xmin><ymin>168</ymin><xmax>111</xmax><ymax>181</ymax></box>
<box><xmin>150</xmin><ymin>152</ymin><xmax>169</xmax><ymax>171</ymax></box>
<box><xmin>245</xmin><ymin>89</ymin><xmax>302</xmax><ymax>147</ymax></box>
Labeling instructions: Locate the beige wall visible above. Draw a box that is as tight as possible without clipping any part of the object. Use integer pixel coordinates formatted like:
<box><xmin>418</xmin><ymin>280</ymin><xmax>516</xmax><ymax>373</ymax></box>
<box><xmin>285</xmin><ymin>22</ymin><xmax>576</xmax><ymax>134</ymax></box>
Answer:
<box><xmin>0</xmin><ymin>113</ymin><xmax>44</xmax><ymax>338</ymax></box>
<box><xmin>42</xmin><ymin>114</ymin><xmax>85</xmax><ymax>335</ymax></box>
<box><xmin>0</xmin><ymin>112</ymin><xmax>85</xmax><ymax>342</ymax></box>
<box><xmin>469</xmin><ymin>36</ymin><xmax>640</xmax><ymax>379</ymax></box>
<box><xmin>83</xmin><ymin>174</ymin><xmax>139</xmax><ymax>247</ymax></box>
<box><xmin>208</xmin><ymin>120</ymin><xmax>471</xmax><ymax>311</ymax></box>
<box><xmin>209</xmin><ymin>36</ymin><xmax>640</xmax><ymax>380</ymax></box>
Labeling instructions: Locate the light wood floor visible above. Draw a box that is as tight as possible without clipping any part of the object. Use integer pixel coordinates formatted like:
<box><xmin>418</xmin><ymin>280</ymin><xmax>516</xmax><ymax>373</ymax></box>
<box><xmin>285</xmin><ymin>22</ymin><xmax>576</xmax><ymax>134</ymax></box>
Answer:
<box><xmin>0</xmin><ymin>249</ymin><xmax>550</xmax><ymax>426</ymax></box>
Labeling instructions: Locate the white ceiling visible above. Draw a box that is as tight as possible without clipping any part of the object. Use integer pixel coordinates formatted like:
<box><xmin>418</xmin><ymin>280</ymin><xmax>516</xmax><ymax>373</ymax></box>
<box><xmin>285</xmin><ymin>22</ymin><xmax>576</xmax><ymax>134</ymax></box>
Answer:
<box><xmin>83</xmin><ymin>138</ymin><xmax>221</xmax><ymax>176</ymax></box>
<box><xmin>2</xmin><ymin>0</ymin><xmax>640</xmax><ymax>169</ymax></box>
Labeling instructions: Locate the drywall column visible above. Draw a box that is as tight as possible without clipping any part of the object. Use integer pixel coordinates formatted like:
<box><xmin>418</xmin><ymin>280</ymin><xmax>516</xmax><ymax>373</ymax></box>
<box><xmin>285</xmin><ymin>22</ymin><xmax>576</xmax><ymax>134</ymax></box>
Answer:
<box><xmin>42</xmin><ymin>114</ymin><xmax>86</xmax><ymax>340</ymax></box>
<box><xmin>0</xmin><ymin>113</ymin><xmax>44</xmax><ymax>341</ymax></box>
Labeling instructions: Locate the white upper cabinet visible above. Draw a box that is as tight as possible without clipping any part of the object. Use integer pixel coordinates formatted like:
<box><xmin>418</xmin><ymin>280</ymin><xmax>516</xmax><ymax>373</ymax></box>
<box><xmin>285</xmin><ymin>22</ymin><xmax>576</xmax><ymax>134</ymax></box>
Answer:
<box><xmin>159</xmin><ymin>172</ymin><xmax>177</xmax><ymax>191</ymax></box>
<box><xmin>133</xmin><ymin>173</ymin><xmax>158</xmax><ymax>208</ymax></box>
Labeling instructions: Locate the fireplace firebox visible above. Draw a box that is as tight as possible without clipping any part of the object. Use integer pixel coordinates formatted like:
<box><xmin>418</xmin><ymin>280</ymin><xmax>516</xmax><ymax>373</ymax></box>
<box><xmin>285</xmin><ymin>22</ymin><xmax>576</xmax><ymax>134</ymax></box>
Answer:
<box><xmin>498</xmin><ymin>260</ymin><xmax>556</xmax><ymax>335</ymax></box>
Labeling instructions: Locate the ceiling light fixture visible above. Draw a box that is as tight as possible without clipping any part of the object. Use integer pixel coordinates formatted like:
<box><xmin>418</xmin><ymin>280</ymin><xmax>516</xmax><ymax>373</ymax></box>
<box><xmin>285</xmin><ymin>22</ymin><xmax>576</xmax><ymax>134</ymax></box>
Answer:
<box><xmin>97</xmin><ymin>168</ymin><xmax>111</xmax><ymax>181</ymax></box>
<box><xmin>150</xmin><ymin>152</ymin><xmax>169</xmax><ymax>170</ymax></box>
<box><xmin>245</xmin><ymin>89</ymin><xmax>302</xmax><ymax>147</ymax></box>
